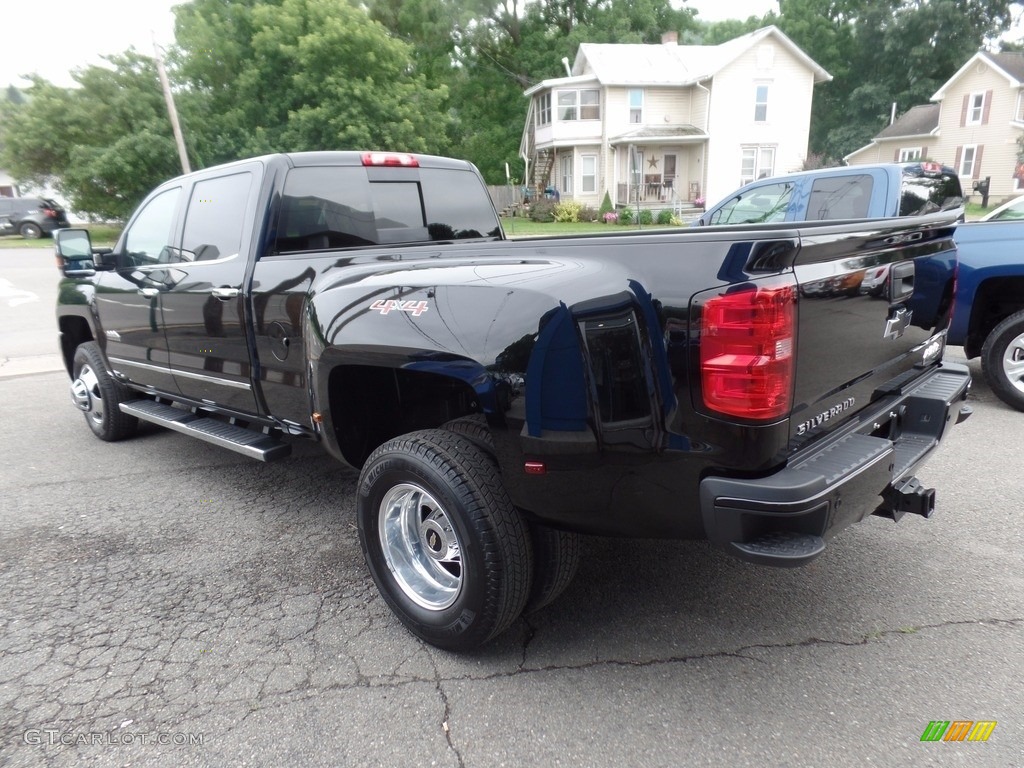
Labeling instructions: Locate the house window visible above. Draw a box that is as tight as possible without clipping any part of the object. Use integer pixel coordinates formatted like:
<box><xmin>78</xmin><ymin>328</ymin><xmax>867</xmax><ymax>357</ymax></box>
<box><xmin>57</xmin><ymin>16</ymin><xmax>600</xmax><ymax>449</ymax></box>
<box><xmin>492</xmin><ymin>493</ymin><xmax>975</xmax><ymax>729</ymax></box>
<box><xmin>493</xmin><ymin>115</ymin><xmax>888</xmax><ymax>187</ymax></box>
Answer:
<box><xmin>581</xmin><ymin>155</ymin><xmax>597</xmax><ymax>193</ymax></box>
<box><xmin>754</xmin><ymin>84</ymin><xmax>769</xmax><ymax>123</ymax></box>
<box><xmin>537</xmin><ymin>93</ymin><xmax>551</xmax><ymax>126</ymax></box>
<box><xmin>967</xmin><ymin>92</ymin><xmax>985</xmax><ymax>125</ymax></box>
<box><xmin>960</xmin><ymin>145</ymin><xmax>977</xmax><ymax>177</ymax></box>
<box><xmin>740</xmin><ymin>146</ymin><xmax>776</xmax><ymax>185</ymax></box>
<box><xmin>899</xmin><ymin>147</ymin><xmax>922</xmax><ymax>162</ymax></box>
<box><xmin>560</xmin><ymin>154</ymin><xmax>573</xmax><ymax>195</ymax></box>
<box><xmin>629</xmin><ymin>89</ymin><xmax>644</xmax><ymax>124</ymax></box>
<box><xmin>557</xmin><ymin>89</ymin><xmax>601</xmax><ymax>121</ymax></box>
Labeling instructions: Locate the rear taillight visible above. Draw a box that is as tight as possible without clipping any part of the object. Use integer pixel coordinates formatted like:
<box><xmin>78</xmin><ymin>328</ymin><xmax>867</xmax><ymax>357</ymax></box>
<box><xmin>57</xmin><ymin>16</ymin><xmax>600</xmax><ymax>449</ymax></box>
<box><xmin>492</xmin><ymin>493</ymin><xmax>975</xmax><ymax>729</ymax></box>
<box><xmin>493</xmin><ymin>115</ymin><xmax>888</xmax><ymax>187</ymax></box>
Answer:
<box><xmin>700</xmin><ymin>285</ymin><xmax>796</xmax><ymax>420</ymax></box>
<box><xmin>362</xmin><ymin>152</ymin><xmax>419</xmax><ymax>167</ymax></box>
<box><xmin>43</xmin><ymin>207</ymin><xmax>58</xmax><ymax>217</ymax></box>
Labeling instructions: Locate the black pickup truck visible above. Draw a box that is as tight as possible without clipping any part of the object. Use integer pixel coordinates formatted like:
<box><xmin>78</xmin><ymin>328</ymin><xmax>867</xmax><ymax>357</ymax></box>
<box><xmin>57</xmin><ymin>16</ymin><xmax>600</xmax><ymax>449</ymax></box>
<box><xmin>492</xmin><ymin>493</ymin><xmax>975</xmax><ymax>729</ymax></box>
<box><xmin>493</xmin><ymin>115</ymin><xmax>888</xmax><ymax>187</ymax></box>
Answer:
<box><xmin>55</xmin><ymin>151</ymin><xmax>972</xmax><ymax>649</ymax></box>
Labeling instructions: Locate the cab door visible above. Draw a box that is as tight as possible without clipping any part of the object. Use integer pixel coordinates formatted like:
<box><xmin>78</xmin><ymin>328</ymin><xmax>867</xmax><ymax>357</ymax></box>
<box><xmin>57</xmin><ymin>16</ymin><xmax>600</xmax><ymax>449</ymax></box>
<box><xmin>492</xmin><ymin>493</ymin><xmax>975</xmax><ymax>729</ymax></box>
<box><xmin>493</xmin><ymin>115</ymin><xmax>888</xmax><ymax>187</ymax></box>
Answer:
<box><xmin>96</xmin><ymin>185</ymin><xmax>183</xmax><ymax>393</ymax></box>
<box><xmin>159</xmin><ymin>168</ymin><xmax>261</xmax><ymax>414</ymax></box>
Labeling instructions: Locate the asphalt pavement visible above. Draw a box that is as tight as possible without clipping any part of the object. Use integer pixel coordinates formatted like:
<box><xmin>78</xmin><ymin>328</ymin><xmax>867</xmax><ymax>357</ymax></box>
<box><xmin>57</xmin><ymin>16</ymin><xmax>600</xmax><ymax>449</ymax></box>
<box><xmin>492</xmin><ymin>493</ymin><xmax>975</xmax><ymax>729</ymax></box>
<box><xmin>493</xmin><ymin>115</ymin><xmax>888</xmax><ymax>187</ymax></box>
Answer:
<box><xmin>0</xmin><ymin>247</ymin><xmax>1021</xmax><ymax>767</ymax></box>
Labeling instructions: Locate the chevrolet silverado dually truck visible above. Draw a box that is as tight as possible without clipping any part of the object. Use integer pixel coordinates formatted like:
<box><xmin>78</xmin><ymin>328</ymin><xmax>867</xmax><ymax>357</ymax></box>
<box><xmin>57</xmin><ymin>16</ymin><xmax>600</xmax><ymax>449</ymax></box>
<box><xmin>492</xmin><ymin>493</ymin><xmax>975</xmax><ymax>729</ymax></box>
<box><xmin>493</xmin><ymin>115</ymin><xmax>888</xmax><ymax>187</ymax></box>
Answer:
<box><xmin>54</xmin><ymin>151</ymin><xmax>972</xmax><ymax>649</ymax></box>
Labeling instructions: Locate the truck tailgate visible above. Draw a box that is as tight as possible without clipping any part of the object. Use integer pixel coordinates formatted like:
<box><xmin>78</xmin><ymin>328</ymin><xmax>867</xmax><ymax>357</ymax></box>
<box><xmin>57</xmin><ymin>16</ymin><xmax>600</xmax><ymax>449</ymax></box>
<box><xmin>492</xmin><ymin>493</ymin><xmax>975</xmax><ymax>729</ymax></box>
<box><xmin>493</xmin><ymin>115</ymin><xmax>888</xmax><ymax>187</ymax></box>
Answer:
<box><xmin>789</xmin><ymin>214</ymin><xmax>957</xmax><ymax>447</ymax></box>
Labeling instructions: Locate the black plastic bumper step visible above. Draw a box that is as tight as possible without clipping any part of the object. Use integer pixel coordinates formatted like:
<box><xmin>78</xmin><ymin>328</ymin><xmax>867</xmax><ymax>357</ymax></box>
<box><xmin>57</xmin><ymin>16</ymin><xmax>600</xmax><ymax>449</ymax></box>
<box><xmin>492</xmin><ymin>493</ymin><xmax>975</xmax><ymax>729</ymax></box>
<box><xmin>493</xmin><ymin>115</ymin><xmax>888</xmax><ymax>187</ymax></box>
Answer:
<box><xmin>120</xmin><ymin>400</ymin><xmax>291</xmax><ymax>462</ymax></box>
<box><xmin>731</xmin><ymin>531</ymin><xmax>826</xmax><ymax>567</ymax></box>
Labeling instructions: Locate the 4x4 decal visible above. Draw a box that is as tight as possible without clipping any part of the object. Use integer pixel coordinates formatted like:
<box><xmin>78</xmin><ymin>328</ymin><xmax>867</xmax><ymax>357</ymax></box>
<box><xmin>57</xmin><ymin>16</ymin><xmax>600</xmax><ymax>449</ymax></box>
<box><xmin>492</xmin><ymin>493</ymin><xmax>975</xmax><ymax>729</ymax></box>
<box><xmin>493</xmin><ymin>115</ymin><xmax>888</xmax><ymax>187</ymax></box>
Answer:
<box><xmin>369</xmin><ymin>299</ymin><xmax>430</xmax><ymax>316</ymax></box>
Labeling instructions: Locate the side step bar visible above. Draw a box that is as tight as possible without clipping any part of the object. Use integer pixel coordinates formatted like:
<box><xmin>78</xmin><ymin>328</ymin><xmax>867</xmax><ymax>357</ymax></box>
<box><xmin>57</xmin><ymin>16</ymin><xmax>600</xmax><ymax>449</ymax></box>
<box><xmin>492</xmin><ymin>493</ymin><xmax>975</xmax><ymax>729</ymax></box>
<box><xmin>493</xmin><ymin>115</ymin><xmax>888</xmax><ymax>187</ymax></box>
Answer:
<box><xmin>120</xmin><ymin>400</ymin><xmax>291</xmax><ymax>462</ymax></box>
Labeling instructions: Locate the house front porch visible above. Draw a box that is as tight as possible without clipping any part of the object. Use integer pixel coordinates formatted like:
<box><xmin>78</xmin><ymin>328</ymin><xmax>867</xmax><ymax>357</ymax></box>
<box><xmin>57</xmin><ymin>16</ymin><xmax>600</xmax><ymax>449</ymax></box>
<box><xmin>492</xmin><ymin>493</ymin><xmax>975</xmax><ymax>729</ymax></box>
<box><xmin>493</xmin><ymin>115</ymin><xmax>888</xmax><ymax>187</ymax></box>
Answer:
<box><xmin>610</xmin><ymin>128</ymin><xmax>707</xmax><ymax>213</ymax></box>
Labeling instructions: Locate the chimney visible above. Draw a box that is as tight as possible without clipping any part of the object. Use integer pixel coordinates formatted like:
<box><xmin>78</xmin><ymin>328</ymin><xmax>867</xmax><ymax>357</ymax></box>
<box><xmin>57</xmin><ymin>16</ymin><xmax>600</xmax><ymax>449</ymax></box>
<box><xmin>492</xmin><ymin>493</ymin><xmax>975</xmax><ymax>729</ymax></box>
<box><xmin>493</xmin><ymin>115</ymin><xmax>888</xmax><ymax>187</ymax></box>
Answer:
<box><xmin>661</xmin><ymin>31</ymin><xmax>678</xmax><ymax>46</ymax></box>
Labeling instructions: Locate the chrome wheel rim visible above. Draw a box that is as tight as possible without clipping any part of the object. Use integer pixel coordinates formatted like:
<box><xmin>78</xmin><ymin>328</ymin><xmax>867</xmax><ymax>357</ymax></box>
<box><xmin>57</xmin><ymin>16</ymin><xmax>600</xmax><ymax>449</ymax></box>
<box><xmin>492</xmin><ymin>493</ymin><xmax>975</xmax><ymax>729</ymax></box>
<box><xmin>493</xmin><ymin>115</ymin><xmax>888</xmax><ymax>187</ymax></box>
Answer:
<box><xmin>1003</xmin><ymin>330</ymin><xmax>1024</xmax><ymax>396</ymax></box>
<box><xmin>72</xmin><ymin>364</ymin><xmax>104</xmax><ymax>425</ymax></box>
<box><xmin>379</xmin><ymin>483</ymin><xmax>462</xmax><ymax>610</ymax></box>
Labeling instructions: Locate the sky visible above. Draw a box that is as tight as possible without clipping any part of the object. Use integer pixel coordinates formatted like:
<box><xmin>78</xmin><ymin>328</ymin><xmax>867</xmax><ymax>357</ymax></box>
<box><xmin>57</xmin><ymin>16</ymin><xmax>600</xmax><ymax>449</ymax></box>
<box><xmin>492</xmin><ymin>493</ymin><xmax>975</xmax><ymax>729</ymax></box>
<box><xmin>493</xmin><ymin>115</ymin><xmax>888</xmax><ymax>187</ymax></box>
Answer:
<box><xmin>0</xmin><ymin>0</ymin><xmax>780</xmax><ymax>90</ymax></box>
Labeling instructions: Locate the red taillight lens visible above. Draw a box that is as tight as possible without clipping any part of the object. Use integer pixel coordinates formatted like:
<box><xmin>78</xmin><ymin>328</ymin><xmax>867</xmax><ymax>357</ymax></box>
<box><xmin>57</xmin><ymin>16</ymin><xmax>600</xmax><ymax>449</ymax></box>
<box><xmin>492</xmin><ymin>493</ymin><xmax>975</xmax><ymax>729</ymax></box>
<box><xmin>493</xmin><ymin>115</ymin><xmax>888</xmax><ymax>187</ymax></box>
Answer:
<box><xmin>700</xmin><ymin>285</ymin><xmax>796</xmax><ymax>420</ymax></box>
<box><xmin>43</xmin><ymin>207</ymin><xmax>58</xmax><ymax>217</ymax></box>
<box><xmin>361</xmin><ymin>152</ymin><xmax>419</xmax><ymax>167</ymax></box>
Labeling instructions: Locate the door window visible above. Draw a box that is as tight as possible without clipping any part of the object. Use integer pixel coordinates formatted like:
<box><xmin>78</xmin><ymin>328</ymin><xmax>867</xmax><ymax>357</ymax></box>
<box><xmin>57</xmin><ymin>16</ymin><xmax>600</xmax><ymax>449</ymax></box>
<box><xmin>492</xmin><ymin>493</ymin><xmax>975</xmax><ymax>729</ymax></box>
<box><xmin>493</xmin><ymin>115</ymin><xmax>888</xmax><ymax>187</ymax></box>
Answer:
<box><xmin>123</xmin><ymin>187</ymin><xmax>182</xmax><ymax>265</ymax></box>
<box><xmin>807</xmin><ymin>175</ymin><xmax>872</xmax><ymax>220</ymax></box>
<box><xmin>181</xmin><ymin>172</ymin><xmax>254</xmax><ymax>262</ymax></box>
<box><xmin>709</xmin><ymin>182</ymin><xmax>793</xmax><ymax>224</ymax></box>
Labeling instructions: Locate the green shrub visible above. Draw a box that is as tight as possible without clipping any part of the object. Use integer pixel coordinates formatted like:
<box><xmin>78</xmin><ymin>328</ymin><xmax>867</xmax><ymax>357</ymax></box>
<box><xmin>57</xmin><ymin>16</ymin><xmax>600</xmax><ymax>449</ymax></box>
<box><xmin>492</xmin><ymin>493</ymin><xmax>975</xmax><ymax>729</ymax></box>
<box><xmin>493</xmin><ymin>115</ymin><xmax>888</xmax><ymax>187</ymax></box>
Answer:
<box><xmin>529</xmin><ymin>198</ymin><xmax>557</xmax><ymax>222</ymax></box>
<box><xmin>638</xmin><ymin>209</ymin><xmax>654</xmax><ymax>225</ymax></box>
<box><xmin>656</xmin><ymin>208</ymin><xmax>674</xmax><ymax>225</ymax></box>
<box><xmin>619</xmin><ymin>207</ymin><xmax>634</xmax><ymax>224</ymax></box>
<box><xmin>553</xmin><ymin>200</ymin><xmax>584</xmax><ymax>223</ymax></box>
<box><xmin>598</xmin><ymin>191</ymin><xmax>614</xmax><ymax>218</ymax></box>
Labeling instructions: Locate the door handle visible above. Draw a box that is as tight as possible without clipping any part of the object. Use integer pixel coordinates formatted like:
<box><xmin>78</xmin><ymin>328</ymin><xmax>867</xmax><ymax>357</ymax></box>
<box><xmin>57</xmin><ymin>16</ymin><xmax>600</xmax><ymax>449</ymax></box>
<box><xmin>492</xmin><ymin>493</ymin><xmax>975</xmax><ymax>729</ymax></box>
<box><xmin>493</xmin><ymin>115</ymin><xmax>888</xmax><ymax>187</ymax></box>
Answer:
<box><xmin>139</xmin><ymin>288</ymin><xmax>159</xmax><ymax>298</ymax></box>
<box><xmin>211</xmin><ymin>287</ymin><xmax>239</xmax><ymax>300</ymax></box>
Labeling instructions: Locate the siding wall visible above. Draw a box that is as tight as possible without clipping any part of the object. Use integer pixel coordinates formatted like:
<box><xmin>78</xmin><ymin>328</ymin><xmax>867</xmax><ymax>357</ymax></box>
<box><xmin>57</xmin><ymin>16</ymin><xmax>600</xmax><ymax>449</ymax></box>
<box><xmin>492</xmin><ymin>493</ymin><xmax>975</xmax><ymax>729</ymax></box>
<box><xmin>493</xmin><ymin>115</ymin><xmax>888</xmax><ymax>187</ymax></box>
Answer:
<box><xmin>936</xmin><ymin>61</ymin><xmax>1024</xmax><ymax>203</ymax></box>
<box><xmin>704</xmin><ymin>41</ymin><xmax>815</xmax><ymax>205</ymax></box>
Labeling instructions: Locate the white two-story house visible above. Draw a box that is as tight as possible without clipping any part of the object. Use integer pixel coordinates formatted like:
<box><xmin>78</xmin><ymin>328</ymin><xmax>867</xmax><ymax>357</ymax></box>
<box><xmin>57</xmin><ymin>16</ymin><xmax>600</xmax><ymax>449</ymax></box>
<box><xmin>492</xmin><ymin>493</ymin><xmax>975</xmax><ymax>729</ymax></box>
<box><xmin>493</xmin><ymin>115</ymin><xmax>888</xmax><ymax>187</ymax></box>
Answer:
<box><xmin>519</xmin><ymin>26</ymin><xmax>831</xmax><ymax>211</ymax></box>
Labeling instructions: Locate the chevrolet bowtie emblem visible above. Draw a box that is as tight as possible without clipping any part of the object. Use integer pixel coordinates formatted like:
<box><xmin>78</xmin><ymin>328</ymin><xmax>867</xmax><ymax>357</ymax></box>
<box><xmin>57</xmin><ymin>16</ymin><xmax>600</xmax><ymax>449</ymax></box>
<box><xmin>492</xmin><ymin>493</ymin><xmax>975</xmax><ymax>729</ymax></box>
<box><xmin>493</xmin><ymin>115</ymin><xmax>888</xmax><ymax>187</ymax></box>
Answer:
<box><xmin>884</xmin><ymin>307</ymin><xmax>912</xmax><ymax>340</ymax></box>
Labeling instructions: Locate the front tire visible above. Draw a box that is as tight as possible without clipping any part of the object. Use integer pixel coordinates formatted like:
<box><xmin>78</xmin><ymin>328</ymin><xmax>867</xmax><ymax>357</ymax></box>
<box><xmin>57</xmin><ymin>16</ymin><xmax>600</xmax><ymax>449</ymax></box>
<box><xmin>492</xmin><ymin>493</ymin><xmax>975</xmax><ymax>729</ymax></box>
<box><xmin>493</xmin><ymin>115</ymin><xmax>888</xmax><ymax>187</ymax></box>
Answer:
<box><xmin>981</xmin><ymin>310</ymin><xmax>1024</xmax><ymax>412</ymax></box>
<box><xmin>357</xmin><ymin>430</ymin><xmax>532</xmax><ymax>650</ymax></box>
<box><xmin>71</xmin><ymin>342</ymin><xmax>139</xmax><ymax>441</ymax></box>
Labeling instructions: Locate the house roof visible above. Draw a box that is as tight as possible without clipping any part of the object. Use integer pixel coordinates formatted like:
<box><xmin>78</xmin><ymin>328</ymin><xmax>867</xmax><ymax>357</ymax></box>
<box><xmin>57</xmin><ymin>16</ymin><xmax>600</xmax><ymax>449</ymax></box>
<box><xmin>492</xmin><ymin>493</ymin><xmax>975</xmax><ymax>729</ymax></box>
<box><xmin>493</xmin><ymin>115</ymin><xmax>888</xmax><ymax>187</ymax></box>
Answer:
<box><xmin>875</xmin><ymin>104</ymin><xmax>940</xmax><ymax>139</ymax></box>
<box><xmin>609</xmin><ymin>125</ymin><xmax>705</xmax><ymax>145</ymax></box>
<box><xmin>932</xmin><ymin>50</ymin><xmax>1024</xmax><ymax>100</ymax></box>
<box><xmin>523</xmin><ymin>25</ymin><xmax>831</xmax><ymax>96</ymax></box>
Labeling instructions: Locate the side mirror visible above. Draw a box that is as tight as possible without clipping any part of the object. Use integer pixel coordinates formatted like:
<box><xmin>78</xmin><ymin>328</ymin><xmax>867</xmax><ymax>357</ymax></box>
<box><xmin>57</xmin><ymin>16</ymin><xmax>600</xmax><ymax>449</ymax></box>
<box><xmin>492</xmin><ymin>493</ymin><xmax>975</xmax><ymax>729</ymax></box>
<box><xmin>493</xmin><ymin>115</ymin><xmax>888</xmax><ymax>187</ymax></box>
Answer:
<box><xmin>54</xmin><ymin>228</ymin><xmax>114</xmax><ymax>276</ymax></box>
<box><xmin>55</xmin><ymin>228</ymin><xmax>95</xmax><ymax>277</ymax></box>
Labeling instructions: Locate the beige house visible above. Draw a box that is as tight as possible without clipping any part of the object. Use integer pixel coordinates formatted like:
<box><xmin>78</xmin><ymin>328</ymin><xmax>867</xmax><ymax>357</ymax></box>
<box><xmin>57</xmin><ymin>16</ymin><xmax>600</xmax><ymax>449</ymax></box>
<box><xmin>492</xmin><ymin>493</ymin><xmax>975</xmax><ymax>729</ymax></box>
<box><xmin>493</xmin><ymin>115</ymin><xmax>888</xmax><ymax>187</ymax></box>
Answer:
<box><xmin>519</xmin><ymin>26</ymin><xmax>831</xmax><ymax>212</ymax></box>
<box><xmin>846</xmin><ymin>51</ymin><xmax>1024</xmax><ymax>204</ymax></box>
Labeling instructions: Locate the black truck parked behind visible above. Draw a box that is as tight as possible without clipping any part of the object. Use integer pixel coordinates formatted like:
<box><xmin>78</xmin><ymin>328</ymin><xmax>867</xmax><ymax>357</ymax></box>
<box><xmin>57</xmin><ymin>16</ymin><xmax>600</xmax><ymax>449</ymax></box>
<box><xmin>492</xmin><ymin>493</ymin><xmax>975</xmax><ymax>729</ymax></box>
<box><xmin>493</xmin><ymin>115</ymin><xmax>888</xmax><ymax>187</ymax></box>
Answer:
<box><xmin>54</xmin><ymin>151</ymin><xmax>971</xmax><ymax>649</ymax></box>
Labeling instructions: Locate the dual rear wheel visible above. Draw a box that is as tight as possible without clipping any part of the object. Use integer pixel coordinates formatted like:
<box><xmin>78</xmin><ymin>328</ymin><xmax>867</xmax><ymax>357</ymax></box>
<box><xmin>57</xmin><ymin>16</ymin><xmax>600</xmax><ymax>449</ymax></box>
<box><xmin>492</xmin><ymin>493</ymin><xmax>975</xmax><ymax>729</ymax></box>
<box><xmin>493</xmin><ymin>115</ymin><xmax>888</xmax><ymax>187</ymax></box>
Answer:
<box><xmin>356</xmin><ymin>422</ymin><xmax>581</xmax><ymax>650</ymax></box>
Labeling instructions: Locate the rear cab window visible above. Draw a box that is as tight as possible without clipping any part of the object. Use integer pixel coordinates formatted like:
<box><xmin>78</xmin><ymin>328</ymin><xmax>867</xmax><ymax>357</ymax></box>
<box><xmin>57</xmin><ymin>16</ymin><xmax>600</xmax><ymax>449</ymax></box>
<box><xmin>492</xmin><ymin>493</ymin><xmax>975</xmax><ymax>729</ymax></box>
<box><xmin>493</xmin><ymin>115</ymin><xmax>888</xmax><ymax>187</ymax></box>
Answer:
<box><xmin>274</xmin><ymin>164</ymin><xmax>502</xmax><ymax>254</ymax></box>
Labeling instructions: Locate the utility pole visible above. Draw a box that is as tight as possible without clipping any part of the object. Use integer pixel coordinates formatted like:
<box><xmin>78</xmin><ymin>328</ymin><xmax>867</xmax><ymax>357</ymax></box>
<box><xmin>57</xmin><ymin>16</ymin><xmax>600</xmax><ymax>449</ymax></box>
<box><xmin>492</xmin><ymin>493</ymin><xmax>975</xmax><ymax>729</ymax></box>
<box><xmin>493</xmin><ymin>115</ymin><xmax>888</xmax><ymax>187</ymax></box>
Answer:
<box><xmin>153</xmin><ymin>39</ymin><xmax>191</xmax><ymax>175</ymax></box>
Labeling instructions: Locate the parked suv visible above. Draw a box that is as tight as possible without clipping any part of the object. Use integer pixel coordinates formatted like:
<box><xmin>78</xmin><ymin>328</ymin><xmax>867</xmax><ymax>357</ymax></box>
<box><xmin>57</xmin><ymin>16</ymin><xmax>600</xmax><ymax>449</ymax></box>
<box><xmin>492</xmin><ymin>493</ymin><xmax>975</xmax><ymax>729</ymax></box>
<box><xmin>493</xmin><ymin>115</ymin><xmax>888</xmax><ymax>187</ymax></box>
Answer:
<box><xmin>695</xmin><ymin>162</ymin><xmax>962</xmax><ymax>226</ymax></box>
<box><xmin>0</xmin><ymin>196</ymin><xmax>69</xmax><ymax>238</ymax></box>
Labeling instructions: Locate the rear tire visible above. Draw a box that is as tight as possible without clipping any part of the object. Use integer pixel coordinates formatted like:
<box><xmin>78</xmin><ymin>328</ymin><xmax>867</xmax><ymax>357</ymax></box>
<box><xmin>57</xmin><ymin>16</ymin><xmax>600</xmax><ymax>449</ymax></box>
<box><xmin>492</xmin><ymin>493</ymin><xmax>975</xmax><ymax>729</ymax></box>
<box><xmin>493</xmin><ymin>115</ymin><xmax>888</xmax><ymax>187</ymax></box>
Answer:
<box><xmin>442</xmin><ymin>415</ymin><xmax>582</xmax><ymax>612</ymax></box>
<box><xmin>524</xmin><ymin>523</ymin><xmax>581</xmax><ymax>613</ymax></box>
<box><xmin>19</xmin><ymin>222</ymin><xmax>42</xmax><ymax>239</ymax></box>
<box><xmin>71</xmin><ymin>342</ymin><xmax>139</xmax><ymax>441</ymax></box>
<box><xmin>981</xmin><ymin>309</ymin><xmax>1024</xmax><ymax>412</ymax></box>
<box><xmin>357</xmin><ymin>429</ymin><xmax>533</xmax><ymax>650</ymax></box>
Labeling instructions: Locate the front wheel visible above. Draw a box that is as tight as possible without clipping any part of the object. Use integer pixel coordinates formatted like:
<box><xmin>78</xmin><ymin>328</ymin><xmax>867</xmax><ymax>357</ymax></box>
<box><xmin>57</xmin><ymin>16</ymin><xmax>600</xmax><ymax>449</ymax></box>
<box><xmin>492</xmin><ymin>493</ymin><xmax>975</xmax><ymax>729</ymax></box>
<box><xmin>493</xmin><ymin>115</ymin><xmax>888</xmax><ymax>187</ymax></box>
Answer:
<box><xmin>981</xmin><ymin>310</ymin><xmax>1024</xmax><ymax>412</ymax></box>
<box><xmin>71</xmin><ymin>342</ymin><xmax>139</xmax><ymax>441</ymax></box>
<box><xmin>357</xmin><ymin>430</ymin><xmax>533</xmax><ymax>650</ymax></box>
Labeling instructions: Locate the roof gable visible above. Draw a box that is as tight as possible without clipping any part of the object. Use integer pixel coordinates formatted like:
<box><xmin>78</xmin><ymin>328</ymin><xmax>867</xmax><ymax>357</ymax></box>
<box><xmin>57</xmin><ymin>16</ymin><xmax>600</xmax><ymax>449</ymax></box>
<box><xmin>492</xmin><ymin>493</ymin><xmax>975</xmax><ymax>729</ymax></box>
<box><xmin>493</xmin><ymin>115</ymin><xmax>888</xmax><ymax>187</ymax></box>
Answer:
<box><xmin>931</xmin><ymin>50</ymin><xmax>1024</xmax><ymax>100</ymax></box>
<box><xmin>537</xmin><ymin>25</ymin><xmax>830</xmax><ymax>93</ymax></box>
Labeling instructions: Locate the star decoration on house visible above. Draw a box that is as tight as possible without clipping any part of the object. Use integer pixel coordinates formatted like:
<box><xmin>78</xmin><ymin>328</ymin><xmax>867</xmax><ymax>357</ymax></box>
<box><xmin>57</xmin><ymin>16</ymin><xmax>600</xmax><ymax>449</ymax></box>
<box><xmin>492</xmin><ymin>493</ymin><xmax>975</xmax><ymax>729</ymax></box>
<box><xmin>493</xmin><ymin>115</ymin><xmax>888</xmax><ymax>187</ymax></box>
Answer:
<box><xmin>648</xmin><ymin>157</ymin><xmax>659</xmax><ymax>169</ymax></box>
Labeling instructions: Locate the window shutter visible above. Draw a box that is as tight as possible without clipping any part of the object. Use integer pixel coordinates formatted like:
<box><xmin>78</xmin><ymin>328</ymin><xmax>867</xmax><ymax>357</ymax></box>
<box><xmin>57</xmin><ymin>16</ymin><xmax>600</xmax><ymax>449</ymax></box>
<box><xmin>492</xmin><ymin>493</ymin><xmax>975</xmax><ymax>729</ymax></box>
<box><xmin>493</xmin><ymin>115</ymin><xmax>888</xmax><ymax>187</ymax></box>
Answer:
<box><xmin>982</xmin><ymin>90</ymin><xmax>993</xmax><ymax>124</ymax></box>
<box><xmin>922</xmin><ymin>145</ymin><xmax>929</xmax><ymax>159</ymax></box>
<box><xmin>960</xmin><ymin>94</ymin><xmax>970</xmax><ymax>127</ymax></box>
<box><xmin>954</xmin><ymin>146</ymin><xmax>962</xmax><ymax>172</ymax></box>
<box><xmin>973</xmin><ymin>145</ymin><xmax>984</xmax><ymax>179</ymax></box>
<box><xmin>894</xmin><ymin>148</ymin><xmax>900</xmax><ymax>161</ymax></box>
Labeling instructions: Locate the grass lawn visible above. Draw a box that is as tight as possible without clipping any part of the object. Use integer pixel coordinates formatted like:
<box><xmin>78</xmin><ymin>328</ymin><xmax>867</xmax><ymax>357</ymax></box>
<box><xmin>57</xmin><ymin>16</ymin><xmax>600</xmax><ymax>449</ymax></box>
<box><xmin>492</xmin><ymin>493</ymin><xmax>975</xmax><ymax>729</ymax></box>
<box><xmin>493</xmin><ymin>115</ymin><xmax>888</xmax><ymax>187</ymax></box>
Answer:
<box><xmin>501</xmin><ymin>217</ymin><xmax>685</xmax><ymax>237</ymax></box>
<box><xmin>0</xmin><ymin>224</ymin><xmax>122</xmax><ymax>250</ymax></box>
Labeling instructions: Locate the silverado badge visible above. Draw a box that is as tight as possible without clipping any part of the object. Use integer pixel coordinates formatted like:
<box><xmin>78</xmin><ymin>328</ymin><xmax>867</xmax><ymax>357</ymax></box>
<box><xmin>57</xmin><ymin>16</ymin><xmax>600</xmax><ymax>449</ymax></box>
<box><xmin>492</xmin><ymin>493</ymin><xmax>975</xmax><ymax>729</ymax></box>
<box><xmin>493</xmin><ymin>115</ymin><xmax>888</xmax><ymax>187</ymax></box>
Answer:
<box><xmin>796</xmin><ymin>397</ymin><xmax>856</xmax><ymax>436</ymax></box>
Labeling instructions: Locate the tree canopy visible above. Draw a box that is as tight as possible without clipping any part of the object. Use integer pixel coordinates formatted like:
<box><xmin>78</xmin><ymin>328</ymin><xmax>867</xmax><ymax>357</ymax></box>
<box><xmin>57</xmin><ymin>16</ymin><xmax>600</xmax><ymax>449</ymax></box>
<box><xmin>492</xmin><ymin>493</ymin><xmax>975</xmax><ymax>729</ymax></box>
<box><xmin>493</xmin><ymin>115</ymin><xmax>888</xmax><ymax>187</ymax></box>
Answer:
<box><xmin>0</xmin><ymin>0</ymin><xmax>1019</xmax><ymax>218</ymax></box>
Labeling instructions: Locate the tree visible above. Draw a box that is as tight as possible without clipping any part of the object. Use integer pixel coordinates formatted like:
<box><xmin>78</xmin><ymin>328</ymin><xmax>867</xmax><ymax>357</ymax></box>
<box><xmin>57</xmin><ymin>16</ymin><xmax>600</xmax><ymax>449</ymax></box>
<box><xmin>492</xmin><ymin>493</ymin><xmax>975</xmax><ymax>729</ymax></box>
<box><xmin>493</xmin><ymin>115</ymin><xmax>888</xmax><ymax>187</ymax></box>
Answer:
<box><xmin>0</xmin><ymin>54</ymin><xmax>181</xmax><ymax>220</ymax></box>
<box><xmin>776</xmin><ymin>0</ymin><xmax>1016</xmax><ymax>162</ymax></box>
<box><xmin>173</xmin><ymin>0</ymin><xmax>453</xmax><ymax>166</ymax></box>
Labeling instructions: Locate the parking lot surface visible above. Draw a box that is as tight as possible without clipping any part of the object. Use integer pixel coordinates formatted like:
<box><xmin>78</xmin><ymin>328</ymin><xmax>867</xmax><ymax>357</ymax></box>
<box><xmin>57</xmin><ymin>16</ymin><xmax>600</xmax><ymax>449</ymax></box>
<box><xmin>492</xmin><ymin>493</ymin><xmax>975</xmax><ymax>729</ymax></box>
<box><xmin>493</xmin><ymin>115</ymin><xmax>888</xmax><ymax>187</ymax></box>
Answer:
<box><xmin>0</xmin><ymin>247</ymin><xmax>1020</xmax><ymax>766</ymax></box>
